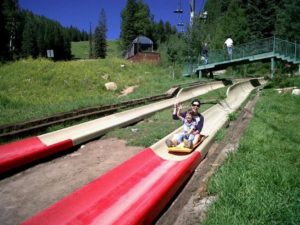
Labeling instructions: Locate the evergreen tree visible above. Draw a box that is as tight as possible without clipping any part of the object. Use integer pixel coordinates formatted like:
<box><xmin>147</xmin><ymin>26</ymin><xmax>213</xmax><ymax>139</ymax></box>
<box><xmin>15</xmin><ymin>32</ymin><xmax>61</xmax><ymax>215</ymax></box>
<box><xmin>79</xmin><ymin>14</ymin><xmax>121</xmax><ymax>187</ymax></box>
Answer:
<box><xmin>159</xmin><ymin>34</ymin><xmax>185</xmax><ymax>65</ymax></box>
<box><xmin>21</xmin><ymin>13</ymin><xmax>38</xmax><ymax>57</ymax></box>
<box><xmin>134</xmin><ymin>0</ymin><xmax>152</xmax><ymax>37</ymax></box>
<box><xmin>89</xmin><ymin>23</ymin><xmax>93</xmax><ymax>58</ymax></box>
<box><xmin>164</xmin><ymin>21</ymin><xmax>176</xmax><ymax>37</ymax></box>
<box><xmin>36</xmin><ymin>18</ymin><xmax>46</xmax><ymax>57</ymax></box>
<box><xmin>66</xmin><ymin>26</ymin><xmax>88</xmax><ymax>42</ymax></box>
<box><xmin>216</xmin><ymin>0</ymin><xmax>249</xmax><ymax>45</ymax></box>
<box><xmin>62</xmin><ymin>29</ymin><xmax>71</xmax><ymax>60</ymax></box>
<box><xmin>156</xmin><ymin>20</ymin><xmax>165</xmax><ymax>43</ymax></box>
<box><xmin>21</xmin><ymin>13</ymin><xmax>72</xmax><ymax>60</ymax></box>
<box><xmin>81</xmin><ymin>30</ymin><xmax>89</xmax><ymax>41</ymax></box>
<box><xmin>159</xmin><ymin>0</ymin><xmax>299</xmax><ymax>66</ymax></box>
<box><xmin>120</xmin><ymin>0</ymin><xmax>137</xmax><ymax>51</ymax></box>
<box><xmin>202</xmin><ymin>0</ymin><xmax>223</xmax><ymax>47</ymax></box>
<box><xmin>276</xmin><ymin>0</ymin><xmax>300</xmax><ymax>41</ymax></box>
<box><xmin>245</xmin><ymin>0</ymin><xmax>280</xmax><ymax>39</ymax></box>
<box><xmin>1</xmin><ymin>1</ymin><xmax>74</xmax><ymax>61</ymax></box>
<box><xmin>94</xmin><ymin>8</ymin><xmax>107</xmax><ymax>58</ymax></box>
<box><xmin>120</xmin><ymin>0</ymin><xmax>153</xmax><ymax>51</ymax></box>
<box><xmin>1</xmin><ymin>0</ymin><xmax>21</xmax><ymax>59</ymax></box>
<box><xmin>0</xmin><ymin>0</ymin><xmax>8</xmax><ymax>60</ymax></box>
<box><xmin>184</xmin><ymin>21</ymin><xmax>202</xmax><ymax>59</ymax></box>
<box><xmin>220</xmin><ymin>0</ymin><xmax>231</xmax><ymax>12</ymax></box>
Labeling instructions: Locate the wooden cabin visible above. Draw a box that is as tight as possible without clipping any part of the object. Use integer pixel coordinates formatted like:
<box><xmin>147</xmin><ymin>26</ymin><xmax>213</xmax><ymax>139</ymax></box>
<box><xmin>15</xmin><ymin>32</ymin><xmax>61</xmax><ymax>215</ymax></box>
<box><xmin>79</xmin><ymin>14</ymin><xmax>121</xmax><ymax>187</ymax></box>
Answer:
<box><xmin>125</xmin><ymin>36</ymin><xmax>160</xmax><ymax>63</ymax></box>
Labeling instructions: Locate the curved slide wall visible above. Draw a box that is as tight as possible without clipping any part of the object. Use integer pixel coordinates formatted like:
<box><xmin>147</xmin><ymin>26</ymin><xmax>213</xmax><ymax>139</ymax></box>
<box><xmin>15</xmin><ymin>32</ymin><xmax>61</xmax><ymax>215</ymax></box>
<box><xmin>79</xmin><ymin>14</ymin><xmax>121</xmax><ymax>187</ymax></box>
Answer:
<box><xmin>21</xmin><ymin>79</ymin><xmax>264</xmax><ymax>225</ymax></box>
<box><xmin>0</xmin><ymin>81</ymin><xmax>224</xmax><ymax>174</ymax></box>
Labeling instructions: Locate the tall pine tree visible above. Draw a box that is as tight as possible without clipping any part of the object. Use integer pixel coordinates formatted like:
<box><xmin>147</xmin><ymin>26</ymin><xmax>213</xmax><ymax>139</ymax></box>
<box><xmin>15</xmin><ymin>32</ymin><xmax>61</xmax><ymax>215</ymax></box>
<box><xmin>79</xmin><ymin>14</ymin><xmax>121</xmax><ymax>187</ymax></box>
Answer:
<box><xmin>120</xmin><ymin>0</ymin><xmax>153</xmax><ymax>51</ymax></box>
<box><xmin>0</xmin><ymin>0</ymin><xmax>8</xmax><ymax>60</ymax></box>
<box><xmin>94</xmin><ymin>8</ymin><xmax>107</xmax><ymax>58</ymax></box>
<box><xmin>1</xmin><ymin>0</ymin><xmax>21</xmax><ymax>59</ymax></box>
<box><xmin>216</xmin><ymin>0</ymin><xmax>249</xmax><ymax>45</ymax></box>
<box><xmin>21</xmin><ymin>13</ymin><xmax>38</xmax><ymax>57</ymax></box>
<box><xmin>245</xmin><ymin>0</ymin><xmax>280</xmax><ymax>39</ymax></box>
<box><xmin>88</xmin><ymin>23</ymin><xmax>94</xmax><ymax>58</ymax></box>
<box><xmin>120</xmin><ymin>0</ymin><xmax>138</xmax><ymax>51</ymax></box>
<box><xmin>276</xmin><ymin>0</ymin><xmax>300</xmax><ymax>41</ymax></box>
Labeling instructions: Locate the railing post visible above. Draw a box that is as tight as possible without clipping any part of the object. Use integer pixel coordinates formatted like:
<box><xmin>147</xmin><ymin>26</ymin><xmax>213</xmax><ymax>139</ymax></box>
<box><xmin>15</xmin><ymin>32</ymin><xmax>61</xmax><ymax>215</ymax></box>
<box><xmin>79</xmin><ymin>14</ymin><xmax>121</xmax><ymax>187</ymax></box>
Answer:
<box><xmin>198</xmin><ymin>70</ymin><xmax>202</xmax><ymax>78</ymax></box>
<box><xmin>295</xmin><ymin>41</ymin><xmax>297</xmax><ymax>60</ymax></box>
<box><xmin>271</xmin><ymin>57</ymin><xmax>275</xmax><ymax>79</ymax></box>
<box><xmin>273</xmin><ymin>36</ymin><xmax>276</xmax><ymax>53</ymax></box>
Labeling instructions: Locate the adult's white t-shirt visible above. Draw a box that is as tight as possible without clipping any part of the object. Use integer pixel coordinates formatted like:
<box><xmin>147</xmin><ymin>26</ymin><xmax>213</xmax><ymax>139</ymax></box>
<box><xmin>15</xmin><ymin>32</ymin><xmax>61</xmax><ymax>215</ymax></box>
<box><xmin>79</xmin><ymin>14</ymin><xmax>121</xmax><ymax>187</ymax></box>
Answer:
<box><xmin>224</xmin><ymin>38</ymin><xmax>233</xmax><ymax>47</ymax></box>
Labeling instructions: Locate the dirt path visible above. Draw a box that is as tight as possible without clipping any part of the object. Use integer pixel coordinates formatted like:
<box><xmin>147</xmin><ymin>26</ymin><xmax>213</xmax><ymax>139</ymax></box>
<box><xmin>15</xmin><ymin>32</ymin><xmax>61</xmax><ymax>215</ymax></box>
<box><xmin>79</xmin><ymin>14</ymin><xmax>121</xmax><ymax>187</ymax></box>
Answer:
<box><xmin>0</xmin><ymin>94</ymin><xmax>259</xmax><ymax>225</ymax></box>
<box><xmin>0</xmin><ymin>138</ymin><xmax>143</xmax><ymax>225</ymax></box>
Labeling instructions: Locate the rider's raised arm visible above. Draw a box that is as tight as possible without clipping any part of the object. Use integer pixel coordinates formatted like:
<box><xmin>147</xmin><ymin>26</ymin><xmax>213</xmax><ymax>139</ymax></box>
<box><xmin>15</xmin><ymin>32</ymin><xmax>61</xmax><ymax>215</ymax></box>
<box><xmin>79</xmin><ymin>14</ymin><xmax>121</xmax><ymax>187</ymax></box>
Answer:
<box><xmin>172</xmin><ymin>104</ymin><xmax>185</xmax><ymax>120</ymax></box>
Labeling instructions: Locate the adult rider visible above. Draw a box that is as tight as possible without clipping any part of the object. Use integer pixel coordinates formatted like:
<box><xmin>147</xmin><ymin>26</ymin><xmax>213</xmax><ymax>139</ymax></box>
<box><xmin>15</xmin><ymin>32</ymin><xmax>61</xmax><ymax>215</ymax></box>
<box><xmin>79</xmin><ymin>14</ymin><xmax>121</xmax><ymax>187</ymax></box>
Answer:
<box><xmin>165</xmin><ymin>99</ymin><xmax>204</xmax><ymax>148</ymax></box>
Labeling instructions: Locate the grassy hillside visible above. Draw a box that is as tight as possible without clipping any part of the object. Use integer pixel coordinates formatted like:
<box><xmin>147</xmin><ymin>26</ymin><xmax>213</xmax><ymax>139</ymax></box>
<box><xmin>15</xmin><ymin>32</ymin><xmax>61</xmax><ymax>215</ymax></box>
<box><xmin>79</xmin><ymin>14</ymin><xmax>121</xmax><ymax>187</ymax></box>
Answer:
<box><xmin>71</xmin><ymin>40</ymin><xmax>121</xmax><ymax>59</ymax></box>
<box><xmin>203</xmin><ymin>84</ymin><xmax>300</xmax><ymax>225</ymax></box>
<box><xmin>0</xmin><ymin>57</ymin><xmax>200</xmax><ymax>126</ymax></box>
<box><xmin>106</xmin><ymin>40</ymin><xmax>122</xmax><ymax>58</ymax></box>
<box><xmin>71</xmin><ymin>41</ymin><xmax>89</xmax><ymax>59</ymax></box>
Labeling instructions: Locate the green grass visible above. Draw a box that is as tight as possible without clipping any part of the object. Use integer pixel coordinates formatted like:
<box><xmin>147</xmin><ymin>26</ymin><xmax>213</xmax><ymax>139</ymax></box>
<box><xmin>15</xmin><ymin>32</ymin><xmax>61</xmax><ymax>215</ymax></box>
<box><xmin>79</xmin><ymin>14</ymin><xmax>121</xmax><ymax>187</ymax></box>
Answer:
<box><xmin>264</xmin><ymin>75</ymin><xmax>300</xmax><ymax>89</ymax></box>
<box><xmin>228</xmin><ymin>112</ymin><xmax>238</xmax><ymax>121</ymax></box>
<box><xmin>71</xmin><ymin>41</ymin><xmax>90</xmax><ymax>59</ymax></box>
<box><xmin>71</xmin><ymin>40</ymin><xmax>121</xmax><ymax>59</ymax></box>
<box><xmin>106</xmin><ymin>40</ymin><xmax>122</xmax><ymax>58</ymax></box>
<box><xmin>214</xmin><ymin>128</ymin><xmax>227</xmax><ymax>142</ymax></box>
<box><xmin>203</xmin><ymin>88</ymin><xmax>300</xmax><ymax>225</ymax></box>
<box><xmin>0</xmin><ymin>57</ymin><xmax>202</xmax><ymax>126</ymax></box>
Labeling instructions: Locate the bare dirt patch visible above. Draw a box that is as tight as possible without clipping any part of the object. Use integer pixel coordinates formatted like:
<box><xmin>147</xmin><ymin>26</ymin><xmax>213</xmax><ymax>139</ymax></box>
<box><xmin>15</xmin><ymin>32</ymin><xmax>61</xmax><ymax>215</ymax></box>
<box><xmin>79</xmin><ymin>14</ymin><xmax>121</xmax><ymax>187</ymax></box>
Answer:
<box><xmin>0</xmin><ymin>138</ymin><xmax>143</xmax><ymax>225</ymax></box>
<box><xmin>118</xmin><ymin>85</ymin><xmax>139</xmax><ymax>97</ymax></box>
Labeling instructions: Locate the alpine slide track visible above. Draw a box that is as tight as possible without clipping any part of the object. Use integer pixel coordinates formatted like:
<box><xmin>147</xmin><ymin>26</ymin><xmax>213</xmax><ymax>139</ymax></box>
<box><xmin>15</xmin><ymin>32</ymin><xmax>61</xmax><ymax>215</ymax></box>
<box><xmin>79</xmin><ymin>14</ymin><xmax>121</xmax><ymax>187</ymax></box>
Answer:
<box><xmin>1</xmin><ymin>37</ymin><xmax>299</xmax><ymax>225</ymax></box>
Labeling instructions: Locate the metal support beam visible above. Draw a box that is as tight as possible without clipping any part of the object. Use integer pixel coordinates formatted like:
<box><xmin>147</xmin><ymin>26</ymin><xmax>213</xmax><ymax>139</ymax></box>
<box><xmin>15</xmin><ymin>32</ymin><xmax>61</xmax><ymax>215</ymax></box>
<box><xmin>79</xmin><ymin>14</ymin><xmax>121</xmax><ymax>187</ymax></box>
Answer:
<box><xmin>198</xmin><ymin>70</ymin><xmax>202</xmax><ymax>78</ymax></box>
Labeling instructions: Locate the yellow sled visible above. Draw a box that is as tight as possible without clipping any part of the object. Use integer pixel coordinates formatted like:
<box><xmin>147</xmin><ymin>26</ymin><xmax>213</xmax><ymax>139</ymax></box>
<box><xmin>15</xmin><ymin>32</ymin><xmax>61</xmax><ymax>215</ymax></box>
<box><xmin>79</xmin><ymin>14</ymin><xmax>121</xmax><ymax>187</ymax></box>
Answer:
<box><xmin>168</xmin><ymin>134</ymin><xmax>207</xmax><ymax>154</ymax></box>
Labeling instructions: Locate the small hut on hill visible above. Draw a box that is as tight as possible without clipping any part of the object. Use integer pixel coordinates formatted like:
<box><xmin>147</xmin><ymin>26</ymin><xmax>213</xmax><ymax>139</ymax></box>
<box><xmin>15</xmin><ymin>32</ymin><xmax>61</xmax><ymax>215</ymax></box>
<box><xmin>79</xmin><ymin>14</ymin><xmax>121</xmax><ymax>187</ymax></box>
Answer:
<box><xmin>125</xmin><ymin>35</ymin><xmax>160</xmax><ymax>63</ymax></box>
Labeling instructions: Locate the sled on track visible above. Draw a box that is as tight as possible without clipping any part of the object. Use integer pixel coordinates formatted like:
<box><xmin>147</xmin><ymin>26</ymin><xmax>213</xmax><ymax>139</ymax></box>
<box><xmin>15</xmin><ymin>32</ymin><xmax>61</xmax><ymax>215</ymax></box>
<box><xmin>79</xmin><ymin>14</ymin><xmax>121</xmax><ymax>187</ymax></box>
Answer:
<box><xmin>167</xmin><ymin>134</ymin><xmax>207</xmax><ymax>154</ymax></box>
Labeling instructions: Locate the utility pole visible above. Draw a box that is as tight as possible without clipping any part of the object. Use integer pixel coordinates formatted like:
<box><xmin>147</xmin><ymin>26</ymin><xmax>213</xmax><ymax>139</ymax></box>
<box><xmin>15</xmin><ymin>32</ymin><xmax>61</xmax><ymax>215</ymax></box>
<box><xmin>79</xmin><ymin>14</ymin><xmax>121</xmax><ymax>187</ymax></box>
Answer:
<box><xmin>189</xmin><ymin>0</ymin><xmax>196</xmax><ymax>27</ymax></box>
<box><xmin>89</xmin><ymin>22</ymin><xmax>93</xmax><ymax>59</ymax></box>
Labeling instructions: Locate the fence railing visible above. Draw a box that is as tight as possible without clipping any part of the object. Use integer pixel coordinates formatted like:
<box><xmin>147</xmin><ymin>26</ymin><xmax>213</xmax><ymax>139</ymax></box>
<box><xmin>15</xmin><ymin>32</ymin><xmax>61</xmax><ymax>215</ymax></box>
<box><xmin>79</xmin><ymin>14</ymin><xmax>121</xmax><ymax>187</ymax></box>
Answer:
<box><xmin>183</xmin><ymin>37</ymin><xmax>300</xmax><ymax>75</ymax></box>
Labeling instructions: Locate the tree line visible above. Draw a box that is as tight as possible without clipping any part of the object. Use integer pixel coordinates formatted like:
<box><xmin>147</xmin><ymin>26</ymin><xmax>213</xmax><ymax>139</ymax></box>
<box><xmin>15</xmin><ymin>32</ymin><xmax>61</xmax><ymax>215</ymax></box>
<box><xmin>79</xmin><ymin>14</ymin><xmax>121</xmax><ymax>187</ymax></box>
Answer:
<box><xmin>2</xmin><ymin>0</ymin><xmax>299</xmax><ymax>64</ymax></box>
<box><xmin>0</xmin><ymin>0</ymin><xmax>177</xmax><ymax>61</ymax></box>
<box><xmin>0</xmin><ymin>0</ymin><xmax>88</xmax><ymax>61</ymax></box>
<box><xmin>178</xmin><ymin>0</ymin><xmax>300</xmax><ymax>62</ymax></box>
<box><xmin>118</xmin><ymin>0</ymin><xmax>300</xmax><ymax>66</ymax></box>
<box><xmin>121</xmin><ymin>0</ymin><xmax>300</xmax><ymax>66</ymax></box>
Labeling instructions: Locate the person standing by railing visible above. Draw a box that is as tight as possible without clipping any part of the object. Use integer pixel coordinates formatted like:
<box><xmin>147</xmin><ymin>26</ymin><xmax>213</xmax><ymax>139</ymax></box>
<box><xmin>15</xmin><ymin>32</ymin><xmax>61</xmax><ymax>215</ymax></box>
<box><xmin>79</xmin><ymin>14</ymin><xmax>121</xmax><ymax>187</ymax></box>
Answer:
<box><xmin>201</xmin><ymin>43</ymin><xmax>209</xmax><ymax>64</ymax></box>
<box><xmin>224</xmin><ymin>37</ymin><xmax>233</xmax><ymax>59</ymax></box>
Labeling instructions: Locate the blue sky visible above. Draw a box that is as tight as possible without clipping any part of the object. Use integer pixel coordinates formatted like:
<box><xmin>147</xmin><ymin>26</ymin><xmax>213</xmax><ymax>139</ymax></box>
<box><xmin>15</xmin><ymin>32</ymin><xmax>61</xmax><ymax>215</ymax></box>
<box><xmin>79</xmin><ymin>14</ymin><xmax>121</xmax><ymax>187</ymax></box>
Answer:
<box><xmin>19</xmin><ymin>0</ymin><xmax>205</xmax><ymax>40</ymax></box>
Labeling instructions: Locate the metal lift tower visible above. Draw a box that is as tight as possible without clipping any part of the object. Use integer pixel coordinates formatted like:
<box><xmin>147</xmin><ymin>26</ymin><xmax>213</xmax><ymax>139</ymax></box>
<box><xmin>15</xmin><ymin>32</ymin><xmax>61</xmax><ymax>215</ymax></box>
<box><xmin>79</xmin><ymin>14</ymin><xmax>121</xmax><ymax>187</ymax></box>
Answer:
<box><xmin>174</xmin><ymin>0</ymin><xmax>184</xmax><ymax>32</ymax></box>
